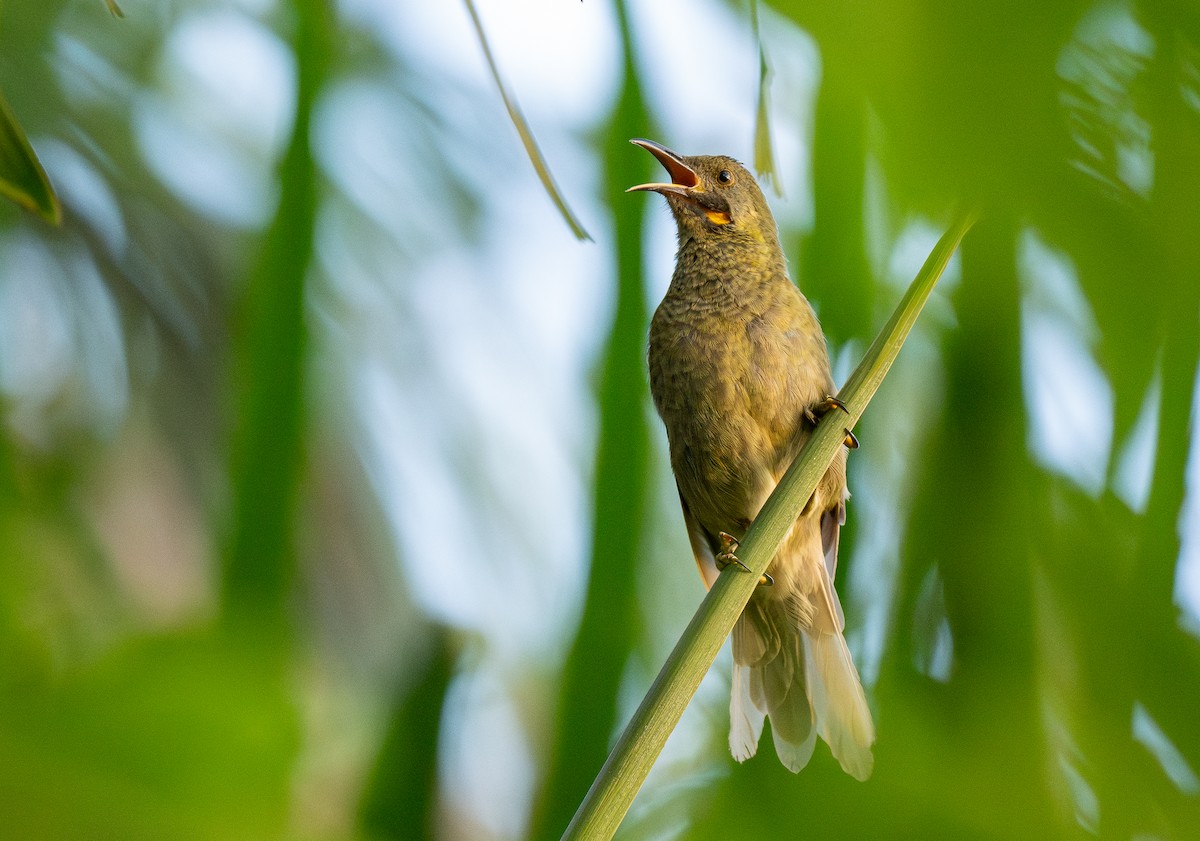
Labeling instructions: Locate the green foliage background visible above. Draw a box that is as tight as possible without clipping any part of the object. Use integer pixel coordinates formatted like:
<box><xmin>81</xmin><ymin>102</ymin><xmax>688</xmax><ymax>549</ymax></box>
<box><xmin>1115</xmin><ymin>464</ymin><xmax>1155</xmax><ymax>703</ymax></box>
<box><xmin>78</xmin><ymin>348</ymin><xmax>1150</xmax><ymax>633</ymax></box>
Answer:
<box><xmin>0</xmin><ymin>1</ymin><xmax>1197</xmax><ymax>840</ymax></box>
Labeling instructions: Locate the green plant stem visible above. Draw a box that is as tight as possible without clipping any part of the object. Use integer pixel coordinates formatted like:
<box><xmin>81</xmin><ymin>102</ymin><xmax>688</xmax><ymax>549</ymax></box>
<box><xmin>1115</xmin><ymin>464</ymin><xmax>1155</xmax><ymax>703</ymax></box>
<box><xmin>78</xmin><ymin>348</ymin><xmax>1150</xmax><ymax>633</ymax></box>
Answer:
<box><xmin>560</xmin><ymin>210</ymin><xmax>978</xmax><ymax>841</ymax></box>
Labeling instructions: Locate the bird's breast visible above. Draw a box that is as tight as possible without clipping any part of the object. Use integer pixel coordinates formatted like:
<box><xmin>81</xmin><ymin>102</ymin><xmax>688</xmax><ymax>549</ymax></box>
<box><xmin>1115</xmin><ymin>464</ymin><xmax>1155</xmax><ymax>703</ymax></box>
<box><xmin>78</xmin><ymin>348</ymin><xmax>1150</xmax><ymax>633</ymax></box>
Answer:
<box><xmin>649</xmin><ymin>281</ymin><xmax>833</xmax><ymax>521</ymax></box>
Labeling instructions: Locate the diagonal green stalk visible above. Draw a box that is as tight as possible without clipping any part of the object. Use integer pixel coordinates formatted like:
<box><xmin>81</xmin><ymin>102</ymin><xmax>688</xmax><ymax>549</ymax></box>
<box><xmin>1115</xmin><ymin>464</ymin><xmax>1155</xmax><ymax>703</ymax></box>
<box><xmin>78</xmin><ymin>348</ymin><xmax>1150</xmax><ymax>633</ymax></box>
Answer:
<box><xmin>561</xmin><ymin>210</ymin><xmax>978</xmax><ymax>841</ymax></box>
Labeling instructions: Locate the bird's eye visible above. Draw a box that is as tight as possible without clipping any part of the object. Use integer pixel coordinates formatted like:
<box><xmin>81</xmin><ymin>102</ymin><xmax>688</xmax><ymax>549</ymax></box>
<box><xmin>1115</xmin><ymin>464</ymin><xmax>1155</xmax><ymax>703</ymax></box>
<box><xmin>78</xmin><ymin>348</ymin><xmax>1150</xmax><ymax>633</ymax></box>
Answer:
<box><xmin>717</xmin><ymin>170</ymin><xmax>733</xmax><ymax>185</ymax></box>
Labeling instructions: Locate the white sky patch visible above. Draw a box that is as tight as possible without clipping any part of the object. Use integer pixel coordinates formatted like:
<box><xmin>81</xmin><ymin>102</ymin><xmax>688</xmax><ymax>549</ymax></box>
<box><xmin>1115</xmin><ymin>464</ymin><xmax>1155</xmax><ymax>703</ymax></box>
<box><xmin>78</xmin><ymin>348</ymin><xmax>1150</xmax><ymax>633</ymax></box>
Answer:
<box><xmin>341</xmin><ymin>0</ymin><xmax>618</xmax><ymax>132</ymax></box>
<box><xmin>0</xmin><ymin>233</ymin><xmax>128</xmax><ymax>445</ymax></box>
<box><xmin>312</xmin><ymin>0</ymin><xmax>624</xmax><ymax>672</ymax></box>
<box><xmin>464</xmin><ymin>0</ymin><xmax>620</xmax><ymax>130</ymax></box>
<box><xmin>315</xmin><ymin>79</ymin><xmax>439</xmax><ymax>241</ymax></box>
<box><xmin>0</xmin><ymin>235</ymin><xmax>73</xmax><ymax>413</ymax></box>
<box><xmin>355</xmin><ymin>355</ymin><xmax>481</xmax><ymax>632</ymax></box>
<box><xmin>1132</xmin><ymin>701</ymin><xmax>1200</xmax><ymax>795</ymax></box>
<box><xmin>1019</xmin><ymin>230</ymin><xmax>1114</xmax><ymax>496</ymax></box>
<box><xmin>346</xmin><ymin>245</ymin><xmax>593</xmax><ymax>664</ymax></box>
<box><xmin>1175</xmin><ymin>359</ymin><xmax>1200</xmax><ymax>626</ymax></box>
<box><xmin>630</xmin><ymin>0</ymin><xmax>758</xmax><ymax>159</ymax></box>
<box><xmin>1059</xmin><ymin>751</ymin><xmax>1101</xmax><ymax>833</ymax></box>
<box><xmin>134</xmin><ymin>8</ymin><xmax>294</xmax><ymax>226</ymax></box>
<box><xmin>441</xmin><ymin>663</ymin><xmax>538</xmax><ymax>840</ymax></box>
<box><xmin>36</xmin><ymin>140</ymin><xmax>127</xmax><ymax>257</ymax></box>
<box><xmin>1057</xmin><ymin>0</ymin><xmax>1155</xmax><ymax>198</ymax></box>
<box><xmin>886</xmin><ymin>219</ymin><xmax>964</xmax><ymax>297</ymax></box>
<box><xmin>1112</xmin><ymin>373</ymin><xmax>1160</xmax><ymax>512</ymax></box>
<box><xmin>912</xmin><ymin>565</ymin><xmax>954</xmax><ymax>682</ymax></box>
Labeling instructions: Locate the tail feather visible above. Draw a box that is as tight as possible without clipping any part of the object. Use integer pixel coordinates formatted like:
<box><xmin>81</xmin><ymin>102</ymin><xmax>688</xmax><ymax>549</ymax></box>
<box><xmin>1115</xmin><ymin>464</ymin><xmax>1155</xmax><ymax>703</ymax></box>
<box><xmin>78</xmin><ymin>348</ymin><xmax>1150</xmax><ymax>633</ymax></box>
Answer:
<box><xmin>730</xmin><ymin>627</ymin><xmax>815</xmax><ymax>772</ymax></box>
<box><xmin>733</xmin><ymin>597</ymin><xmax>780</xmax><ymax>666</ymax></box>
<box><xmin>729</xmin><ymin>662</ymin><xmax>765</xmax><ymax>762</ymax></box>
<box><xmin>762</xmin><ymin>627</ymin><xmax>816</xmax><ymax>772</ymax></box>
<box><xmin>730</xmin><ymin>599</ymin><xmax>874</xmax><ymax>779</ymax></box>
<box><xmin>804</xmin><ymin>630</ymin><xmax>875</xmax><ymax>780</ymax></box>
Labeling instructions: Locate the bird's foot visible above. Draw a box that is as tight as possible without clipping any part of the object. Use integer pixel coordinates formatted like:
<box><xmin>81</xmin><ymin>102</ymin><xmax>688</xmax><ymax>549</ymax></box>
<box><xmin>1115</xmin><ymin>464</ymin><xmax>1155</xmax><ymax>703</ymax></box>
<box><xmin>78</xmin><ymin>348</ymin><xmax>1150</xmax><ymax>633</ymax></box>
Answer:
<box><xmin>715</xmin><ymin>532</ymin><xmax>773</xmax><ymax>586</ymax></box>
<box><xmin>714</xmin><ymin>532</ymin><xmax>745</xmax><ymax>571</ymax></box>
<box><xmin>820</xmin><ymin>395</ymin><xmax>850</xmax><ymax>416</ymax></box>
<box><xmin>805</xmin><ymin>395</ymin><xmax>859</xmax><ymax>450</ymax></box>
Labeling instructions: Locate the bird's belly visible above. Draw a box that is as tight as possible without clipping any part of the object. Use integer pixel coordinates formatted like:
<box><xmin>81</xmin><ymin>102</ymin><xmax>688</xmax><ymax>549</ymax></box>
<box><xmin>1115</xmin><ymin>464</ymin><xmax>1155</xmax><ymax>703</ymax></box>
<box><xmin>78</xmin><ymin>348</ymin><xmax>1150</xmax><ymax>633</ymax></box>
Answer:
<box><xmin>649</xmin><ymin>324</ymin><xmax>818</xmax><ymax>530</ymax></box>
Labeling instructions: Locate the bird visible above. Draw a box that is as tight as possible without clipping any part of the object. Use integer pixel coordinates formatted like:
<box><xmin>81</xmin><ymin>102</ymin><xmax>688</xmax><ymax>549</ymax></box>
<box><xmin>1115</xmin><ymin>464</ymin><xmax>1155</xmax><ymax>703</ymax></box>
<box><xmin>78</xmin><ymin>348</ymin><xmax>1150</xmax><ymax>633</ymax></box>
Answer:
<box><xmin>628</xmin><ymin>138</ymin><xmax>874</xmax><ymax>780</ymax></box>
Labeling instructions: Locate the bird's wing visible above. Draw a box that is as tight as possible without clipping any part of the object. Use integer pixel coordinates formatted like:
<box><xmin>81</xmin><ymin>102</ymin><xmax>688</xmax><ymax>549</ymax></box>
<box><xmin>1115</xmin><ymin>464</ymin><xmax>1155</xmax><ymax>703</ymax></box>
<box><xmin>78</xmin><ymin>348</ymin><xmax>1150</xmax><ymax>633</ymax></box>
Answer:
<box><xmin>678</xmin><ymin>486</ymin><xmax>720</xmax><ymax>589</ymax></box>
<box><xmin>821</xmin><ymin>498</ymin><xmax>845</xmax><ymax>580</ymax></box>
<box><xmin>813</xmin><ymin>500</ymin><xmax>847</xmax><ymax>632</ymax></box>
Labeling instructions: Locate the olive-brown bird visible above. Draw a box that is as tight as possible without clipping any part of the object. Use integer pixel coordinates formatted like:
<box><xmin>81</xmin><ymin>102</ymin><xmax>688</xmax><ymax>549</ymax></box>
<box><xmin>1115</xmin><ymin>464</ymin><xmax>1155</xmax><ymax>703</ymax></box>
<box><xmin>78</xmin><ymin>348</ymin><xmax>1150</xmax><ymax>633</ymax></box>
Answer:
<box><xmin>629</xmin><ymin>138</ymin><xmax>874</xmax><ymax>779</ymax></box>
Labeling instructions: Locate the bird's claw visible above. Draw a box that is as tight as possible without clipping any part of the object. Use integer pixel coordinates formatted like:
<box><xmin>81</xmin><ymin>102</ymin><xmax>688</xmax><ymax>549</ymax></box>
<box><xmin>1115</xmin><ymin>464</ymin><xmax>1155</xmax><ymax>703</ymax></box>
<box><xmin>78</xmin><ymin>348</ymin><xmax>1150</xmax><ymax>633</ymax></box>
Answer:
<box><xmin>820</xmin><ymin>395</ymin><xmax>851</xmax><ymax>415</ymax></box>
<box><xmin>805</xmin><ymin>396</ymin><xmax>859</xmax><ymax>450</ymax></box>
<box><xmin>715</xmin><ymin>532</ymin><xmax>773</xmax><ymax>586</ymax></box>
<box><xmin>715</xmin><ymin>532</ymin><xmax>746</xmax><ymax>571</ymax></box>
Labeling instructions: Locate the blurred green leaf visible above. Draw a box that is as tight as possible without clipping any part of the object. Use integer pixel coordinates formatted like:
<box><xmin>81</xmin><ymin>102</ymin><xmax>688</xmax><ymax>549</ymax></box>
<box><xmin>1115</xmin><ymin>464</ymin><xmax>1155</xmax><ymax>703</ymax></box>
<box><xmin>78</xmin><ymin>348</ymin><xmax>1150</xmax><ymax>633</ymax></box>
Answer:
<box><xmin>896</xmin><ymin>216</ymin><xmax>1058</xmax><ymax>837</ymax></box>
<box><xmin>359</xmin><ymin>628</ymin><xmax>455</xmax><ymax>841</ymax></box>
<box><xmin>0</xmin><ymin>633</ymin><xmax>298</xmax><ymax>840</ymax></box>
<box><xmin>0</xmin><ymin>86</ymin><xmax>60</xmax><ymax>224</ymax></box>
<box><xmin>224</xmin><ymin>0</ymin><xmax>330</xmax><ymax>629</ymax></box>
<box><xmin>778</xmin><ymin>1</ymin><xmax>1086</xmax><ymax>210</ymax></box>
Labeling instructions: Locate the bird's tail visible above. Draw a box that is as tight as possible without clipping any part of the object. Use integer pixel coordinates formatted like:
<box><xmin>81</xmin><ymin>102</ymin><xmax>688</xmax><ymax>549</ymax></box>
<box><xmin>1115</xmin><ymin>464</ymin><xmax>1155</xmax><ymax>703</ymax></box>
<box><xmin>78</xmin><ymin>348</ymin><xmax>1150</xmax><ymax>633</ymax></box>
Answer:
<box><xmin>730</xmin><ymin>598</ymin><xmax>874</xmax><ymax>780</ymax></box>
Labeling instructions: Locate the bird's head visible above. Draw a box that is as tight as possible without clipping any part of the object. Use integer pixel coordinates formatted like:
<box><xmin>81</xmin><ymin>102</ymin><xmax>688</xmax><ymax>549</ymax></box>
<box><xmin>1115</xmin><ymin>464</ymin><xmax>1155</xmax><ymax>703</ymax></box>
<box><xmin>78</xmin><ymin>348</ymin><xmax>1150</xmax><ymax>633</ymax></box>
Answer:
<box><xmin>627</xmin><ymin>138</ymin><xmax>776</xmax><ymax>244</ymax></box>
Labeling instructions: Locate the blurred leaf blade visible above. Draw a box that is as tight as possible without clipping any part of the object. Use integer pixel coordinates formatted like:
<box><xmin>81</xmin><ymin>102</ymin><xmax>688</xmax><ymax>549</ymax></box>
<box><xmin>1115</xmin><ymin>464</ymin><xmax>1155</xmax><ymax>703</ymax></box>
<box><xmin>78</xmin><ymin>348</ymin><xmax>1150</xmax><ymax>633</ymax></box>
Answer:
<box><xmin>463</xmin><ymin>0</ymin><xmax>592</xmax><ymax>241</ymax></box>
<box><xmin>918</xmin><ymin>215</ymin><xmax>1056</xmax><ymax>834</ymax></box>
<box><xmin>1127</xmin><ymin>9</ymin><xmax>1200</xmax><ymax>788</ymax></box>
<box><xmin>0</xmin><ymin>86</ymin><xmax>60</xmax><ymax>224</ymax></box>
<box><xmin>750</xmin><ymin>0</ymin><xmax>781</xmax><ymax>195</ymax></box>
<box><xmin>222</xmin><ymin>0</ymin><xmax>331</xmax><ymax>628</ymax></box>
<box><xmin>359</xmin><ymin>627</ymin><xmax>455</xmax><ymax>841</ymax></box>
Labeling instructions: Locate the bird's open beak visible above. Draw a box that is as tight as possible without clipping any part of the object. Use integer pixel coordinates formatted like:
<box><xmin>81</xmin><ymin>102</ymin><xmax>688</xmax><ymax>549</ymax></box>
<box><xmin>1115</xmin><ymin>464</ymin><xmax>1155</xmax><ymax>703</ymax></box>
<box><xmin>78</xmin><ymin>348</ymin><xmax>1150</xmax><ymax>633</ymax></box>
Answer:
<box><xmin>626</xmin><ymin>138</ymin><xmax>699</xmax><ymax>198</ymax></box>
<box><xmin>627</xmin><ymin>138</ymin><xmax>731</xmax><ymax>225</ymax></box>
